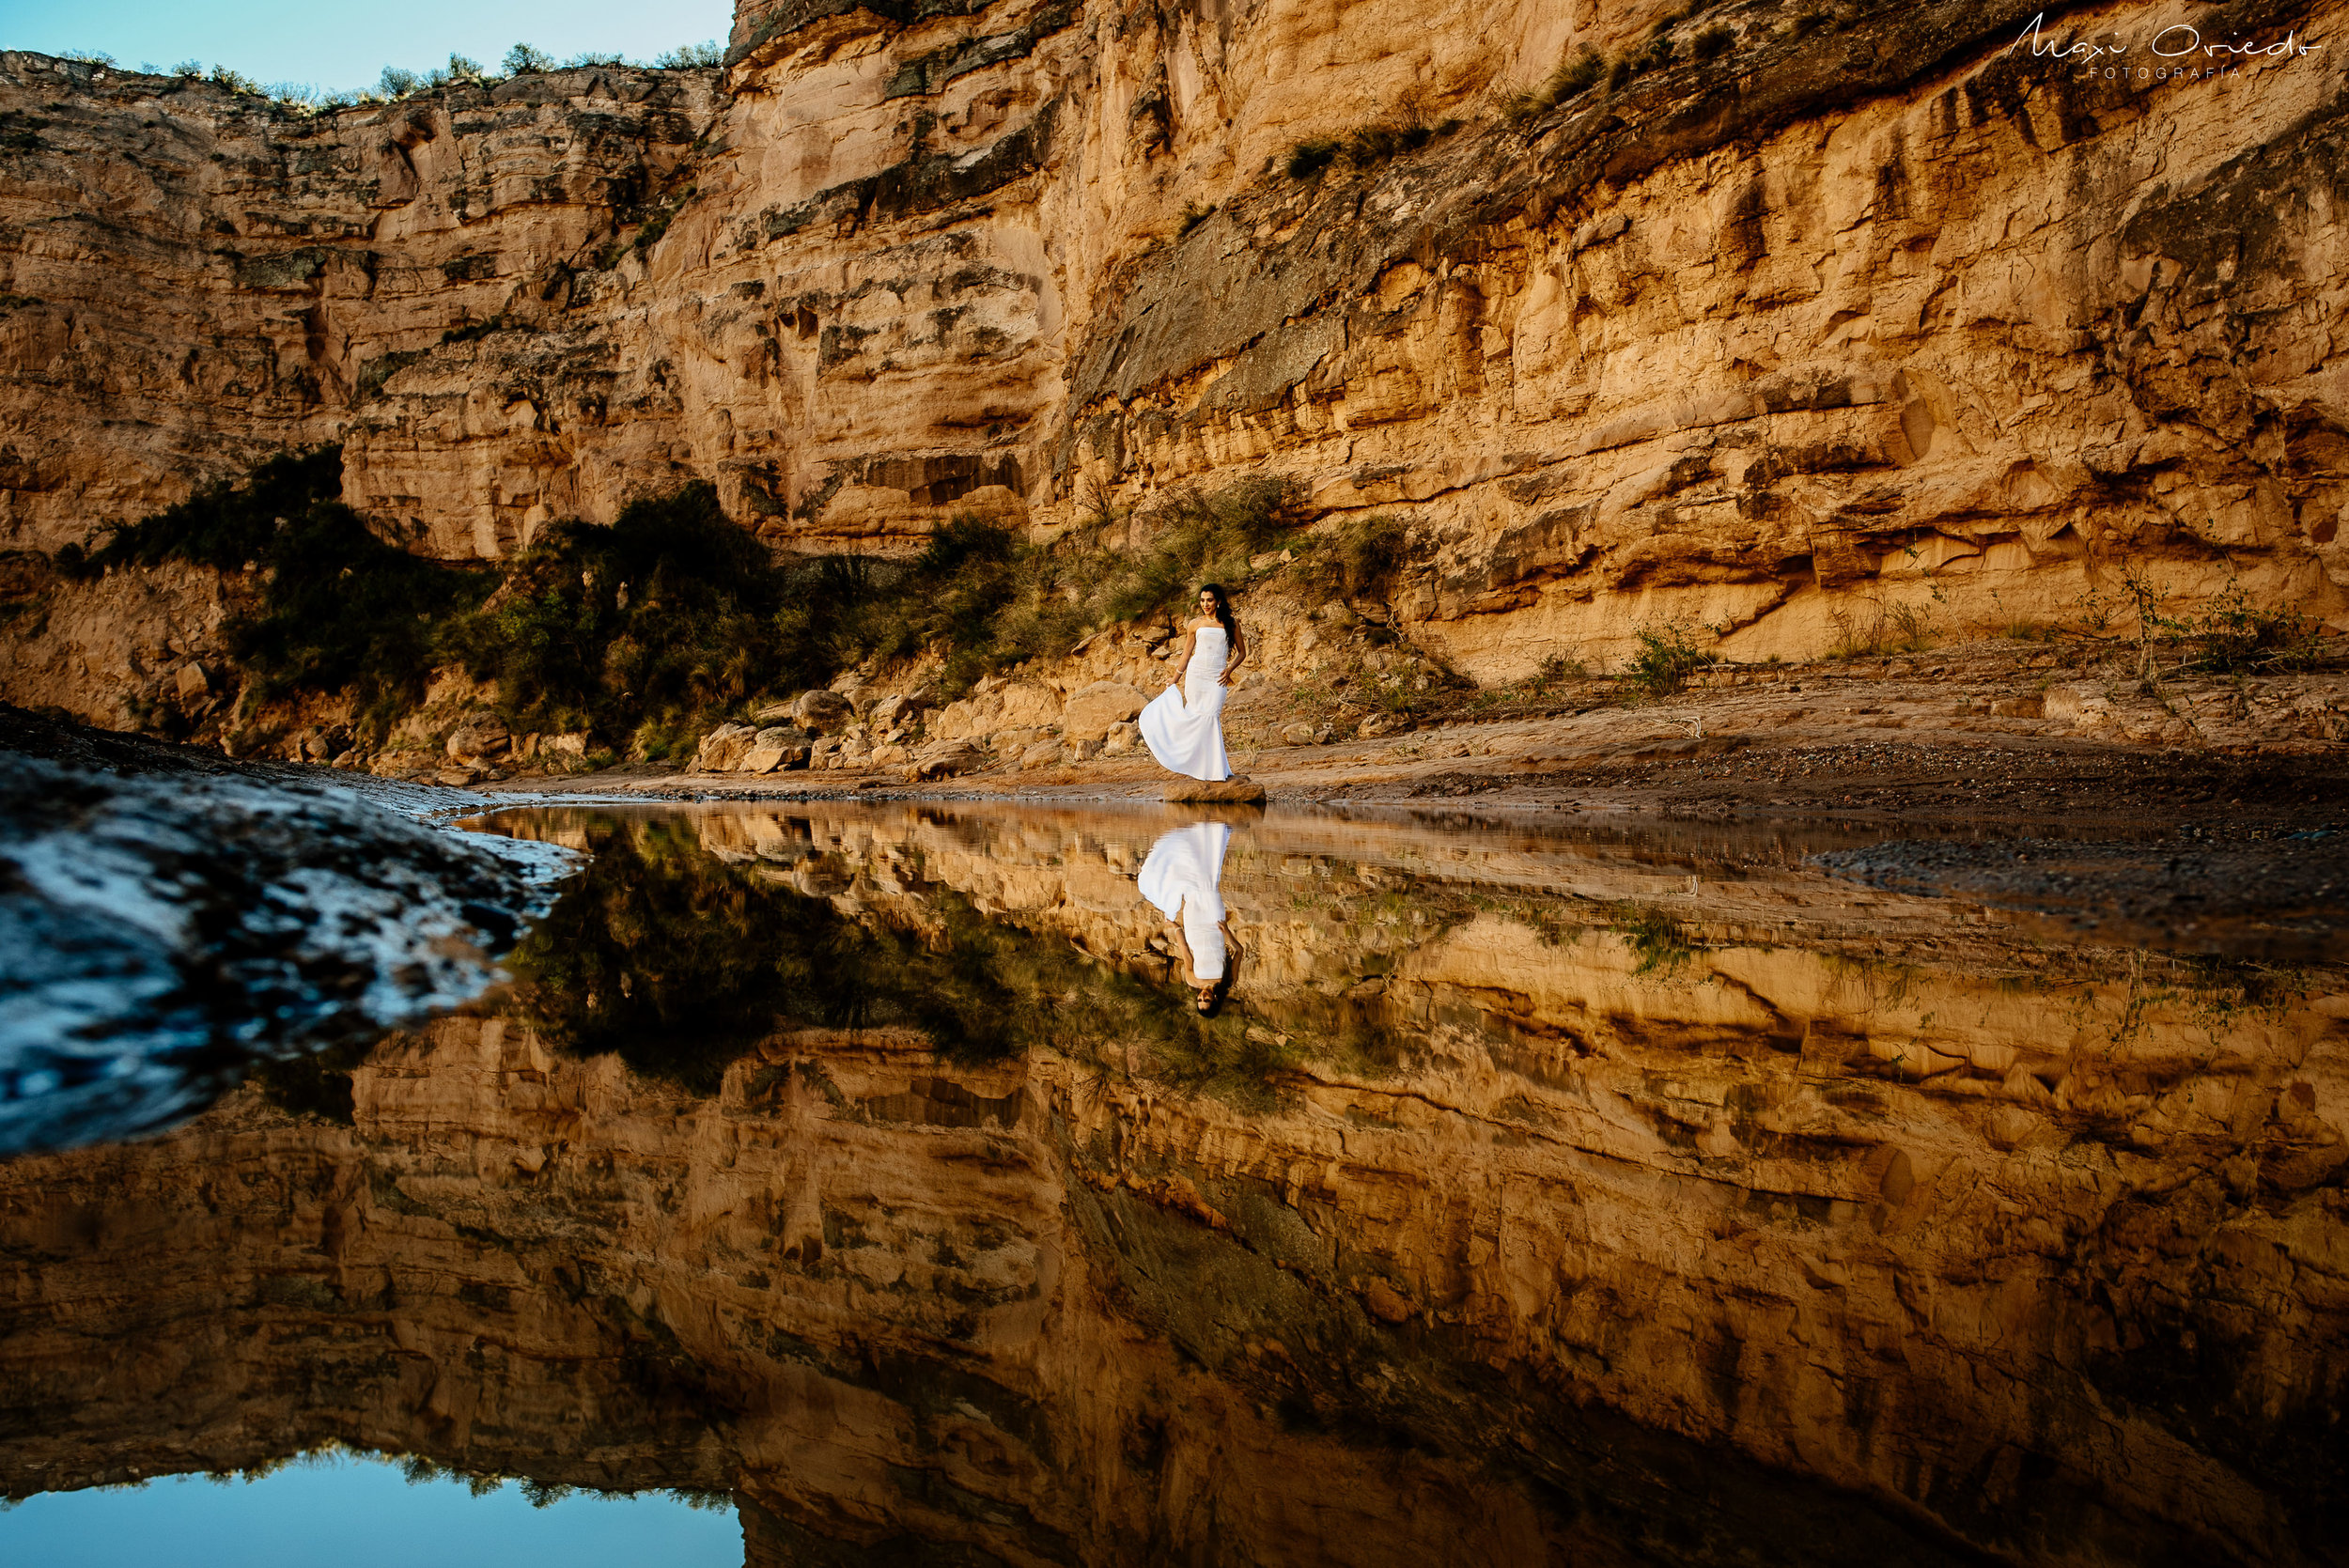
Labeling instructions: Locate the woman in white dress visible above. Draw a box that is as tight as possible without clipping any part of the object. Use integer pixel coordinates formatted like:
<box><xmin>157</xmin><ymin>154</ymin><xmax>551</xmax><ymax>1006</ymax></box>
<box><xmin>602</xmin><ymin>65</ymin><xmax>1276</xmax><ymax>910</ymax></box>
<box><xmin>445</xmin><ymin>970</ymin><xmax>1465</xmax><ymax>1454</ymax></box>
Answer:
<box><xmin>1138</xmin><ymin>584</ymin><xmax>1247</xmax><ymax>782</ymax></box>
<box><xmin>1136</xmin><ymin>818</ymin><xmax>1243</xmax><ymax>1014</ymax></box>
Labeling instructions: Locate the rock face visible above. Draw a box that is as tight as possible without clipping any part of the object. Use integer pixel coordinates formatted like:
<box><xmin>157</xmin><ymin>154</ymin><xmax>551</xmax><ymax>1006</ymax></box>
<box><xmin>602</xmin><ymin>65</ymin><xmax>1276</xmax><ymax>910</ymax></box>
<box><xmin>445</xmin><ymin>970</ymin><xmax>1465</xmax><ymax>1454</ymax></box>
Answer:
<box><xmin>3</xmin><ymin>0</ymin><xmax>2349</xmax><ymax>706</ymax></box>
<box><xmin>2</xmin><ymin>800</ymin><xmax>2343</xmax><ymax>1564</ymax></box>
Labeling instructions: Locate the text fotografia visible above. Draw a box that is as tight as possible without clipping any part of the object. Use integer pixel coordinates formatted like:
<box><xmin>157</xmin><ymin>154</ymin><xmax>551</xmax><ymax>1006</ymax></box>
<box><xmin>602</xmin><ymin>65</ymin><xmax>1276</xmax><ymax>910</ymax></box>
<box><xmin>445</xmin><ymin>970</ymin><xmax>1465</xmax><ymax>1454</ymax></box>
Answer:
<box><xmin>2007</xmin><ymin>12</ymin><xmax>2323</xmax><ymax>82</ymax></box>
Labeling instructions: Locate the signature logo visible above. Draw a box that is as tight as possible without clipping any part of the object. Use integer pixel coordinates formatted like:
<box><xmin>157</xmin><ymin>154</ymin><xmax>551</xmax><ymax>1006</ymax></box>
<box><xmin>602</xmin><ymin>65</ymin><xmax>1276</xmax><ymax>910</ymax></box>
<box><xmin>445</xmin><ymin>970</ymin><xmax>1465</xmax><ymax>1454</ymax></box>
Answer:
<box><xmin>2007</xmin><ymin>10</ymin><xmax>2323</xmax><ymax>81</ymax></box>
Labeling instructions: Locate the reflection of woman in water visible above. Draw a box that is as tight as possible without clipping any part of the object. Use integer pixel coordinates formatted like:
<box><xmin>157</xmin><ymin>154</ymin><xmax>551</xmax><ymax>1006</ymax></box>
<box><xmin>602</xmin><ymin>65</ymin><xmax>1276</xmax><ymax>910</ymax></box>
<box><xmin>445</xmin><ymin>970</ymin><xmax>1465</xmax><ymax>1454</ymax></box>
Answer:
<box><xmin>1139</xmin><ymin>584</ymin><xmax>1247</xmax><ymax>783</ymax></box>
<box><xmin>1137</xmin><ymin>818</ymin><xmax>1243</xmax><ymax>1015</ymax></box>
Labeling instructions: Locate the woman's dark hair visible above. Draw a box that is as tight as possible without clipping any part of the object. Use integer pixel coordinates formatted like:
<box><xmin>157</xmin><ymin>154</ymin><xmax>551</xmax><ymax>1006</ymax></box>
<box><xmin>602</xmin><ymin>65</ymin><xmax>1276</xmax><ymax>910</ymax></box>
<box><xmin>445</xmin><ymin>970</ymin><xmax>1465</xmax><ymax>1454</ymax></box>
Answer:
<box><xmin>1197</xmin><ymin>582</ymin><xmax>1237</xmax><ymax>641</ymax></box>
<box><xmin>1191</xmin><ymin>928</ymin><xmax>1241</xmax><ymax>1017</ymax></box>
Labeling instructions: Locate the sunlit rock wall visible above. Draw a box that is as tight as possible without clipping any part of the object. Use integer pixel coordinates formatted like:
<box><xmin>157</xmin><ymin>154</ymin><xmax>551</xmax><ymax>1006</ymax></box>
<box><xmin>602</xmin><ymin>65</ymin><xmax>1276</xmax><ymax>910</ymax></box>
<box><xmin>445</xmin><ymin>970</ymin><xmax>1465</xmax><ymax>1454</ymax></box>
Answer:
<box><xmin>1</xmin><ymin>0</ymin><xmax>2345</xmax><ymax>683</ymax></box>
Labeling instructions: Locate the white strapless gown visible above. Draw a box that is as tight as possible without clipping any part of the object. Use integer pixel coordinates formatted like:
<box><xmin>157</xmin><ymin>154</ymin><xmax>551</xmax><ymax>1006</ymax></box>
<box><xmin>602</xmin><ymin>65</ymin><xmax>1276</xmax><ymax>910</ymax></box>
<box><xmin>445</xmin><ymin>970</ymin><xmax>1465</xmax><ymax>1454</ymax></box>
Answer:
<box><xmin>1137</xmin><ymin>820</ymin><xmax>1231</xmax><ymax>980</ymax></box>
<box><xmin>1139</xmin><ymin>625</ymin><xmax>1233</xmax><ymax>781</ymax></box>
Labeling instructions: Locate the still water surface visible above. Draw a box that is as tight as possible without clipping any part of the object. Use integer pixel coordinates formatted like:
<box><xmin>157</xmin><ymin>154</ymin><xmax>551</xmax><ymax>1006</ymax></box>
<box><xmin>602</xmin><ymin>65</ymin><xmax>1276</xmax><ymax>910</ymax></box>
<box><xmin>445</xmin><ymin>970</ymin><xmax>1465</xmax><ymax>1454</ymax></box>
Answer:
<box><xmin>3</xmin><ymin>801</ymin><xmax>2342</xmax><ymax>1566</ymax></box>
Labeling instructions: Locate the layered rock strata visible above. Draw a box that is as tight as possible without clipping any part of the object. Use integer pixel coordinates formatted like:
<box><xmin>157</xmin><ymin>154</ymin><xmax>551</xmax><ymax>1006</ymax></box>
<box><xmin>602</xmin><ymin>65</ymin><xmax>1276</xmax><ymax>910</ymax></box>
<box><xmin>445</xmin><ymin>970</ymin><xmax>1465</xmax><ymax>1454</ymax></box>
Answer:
<box><xmin>3</xmin><ymin>801</ymin><xmax>2344</xmax><ymax>1565</ymax></box>
<box><xmin>3</xmin><ymin>0</ymin><xmax>2346</xmax><ymax>711</ymax></box>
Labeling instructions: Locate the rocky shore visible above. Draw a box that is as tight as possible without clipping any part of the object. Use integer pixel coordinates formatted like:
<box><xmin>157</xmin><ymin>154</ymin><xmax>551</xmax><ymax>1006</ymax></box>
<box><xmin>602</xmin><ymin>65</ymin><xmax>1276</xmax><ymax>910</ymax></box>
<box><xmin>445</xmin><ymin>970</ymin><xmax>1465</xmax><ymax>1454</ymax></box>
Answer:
<box><xmin>0</xmin><ymin>707</ymin><xmax>578</xmax><ymax>1154</ymax></box>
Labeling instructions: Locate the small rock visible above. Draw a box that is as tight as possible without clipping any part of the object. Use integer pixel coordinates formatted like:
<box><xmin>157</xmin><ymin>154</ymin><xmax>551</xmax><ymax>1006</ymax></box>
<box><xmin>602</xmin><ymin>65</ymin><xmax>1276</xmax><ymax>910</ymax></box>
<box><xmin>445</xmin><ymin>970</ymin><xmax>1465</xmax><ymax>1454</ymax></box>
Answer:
<box><xmin>868</xmin><ymin>693</ymin><xmax>922</xmax><ymax>729</ymax></box>
<box><xmin>445</xmin><ymin>710</ymin><xmax>510</xmax><ymax>761</ymax></box>
<box><xmin>1361</xmin><ymin>1279</ymin><xmax>1413</xmax><ymax>1324</ymax></box>
<box><xmin>694</xmin><ymin>722</ymin><xmax>757</xmax><ymax>773</ymax></box>
<box><xmin>792</xmin><ymin>689</ymin><xmax>855</xmax><ymax>731</ymax></box>
<box><xmin>910</xmin><ymin>740</ymin><xmax>985</xmax><ymax>781</ymax></box>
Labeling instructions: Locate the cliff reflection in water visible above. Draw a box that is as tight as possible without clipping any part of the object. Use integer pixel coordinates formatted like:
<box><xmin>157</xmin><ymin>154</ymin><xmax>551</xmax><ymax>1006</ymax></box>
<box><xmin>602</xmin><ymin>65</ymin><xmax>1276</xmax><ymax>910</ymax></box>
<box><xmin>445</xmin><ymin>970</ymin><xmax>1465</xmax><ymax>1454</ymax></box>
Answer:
<box><xmin>3</xmin><ymin>801</ymin><xmax>2345</xmax><ymax>1568</ymax></box>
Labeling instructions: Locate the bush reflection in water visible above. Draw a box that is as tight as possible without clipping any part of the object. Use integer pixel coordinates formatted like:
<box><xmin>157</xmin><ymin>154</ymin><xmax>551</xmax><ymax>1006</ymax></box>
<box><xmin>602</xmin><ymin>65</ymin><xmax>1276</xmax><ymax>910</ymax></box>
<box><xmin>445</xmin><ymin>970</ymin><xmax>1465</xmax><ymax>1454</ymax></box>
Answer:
<box><xmin>503</xmin><ymin>814</ymin><xmax>1343</xmax><ymax>1102</ymax></box>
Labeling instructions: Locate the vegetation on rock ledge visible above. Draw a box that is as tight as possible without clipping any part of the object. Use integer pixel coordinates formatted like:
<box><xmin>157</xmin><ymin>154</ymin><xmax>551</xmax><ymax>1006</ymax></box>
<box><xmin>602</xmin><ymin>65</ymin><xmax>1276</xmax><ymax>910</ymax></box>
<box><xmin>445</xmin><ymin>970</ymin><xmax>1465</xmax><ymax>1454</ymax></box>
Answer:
<box><xmin>61</xmin><ymin>450</ymin><xmax>1329</xmax><ymax>755</ymax></box>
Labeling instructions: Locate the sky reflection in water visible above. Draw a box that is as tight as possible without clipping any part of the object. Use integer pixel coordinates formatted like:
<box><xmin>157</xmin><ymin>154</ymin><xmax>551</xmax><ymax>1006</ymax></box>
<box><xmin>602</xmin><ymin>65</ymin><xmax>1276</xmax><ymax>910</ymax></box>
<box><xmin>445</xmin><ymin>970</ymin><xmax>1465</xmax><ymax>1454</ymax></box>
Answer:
<box><xmin>0</xmin><ymin>1452</ymin><xmax>736</xmax><ymax>1567</ymax></box>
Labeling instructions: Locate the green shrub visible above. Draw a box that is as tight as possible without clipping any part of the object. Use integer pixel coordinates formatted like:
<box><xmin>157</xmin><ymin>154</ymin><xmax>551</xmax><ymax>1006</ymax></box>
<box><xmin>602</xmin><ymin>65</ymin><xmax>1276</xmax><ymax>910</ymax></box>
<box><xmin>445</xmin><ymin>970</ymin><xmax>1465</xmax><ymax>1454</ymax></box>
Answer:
<box><xmin>1612</xmin><ymin>904</ymin><xmax>1695</xmax><ymax>976</ymax></box>
<box><xmin>1295</xmin><ymin>513</ymin><xmax>1408</xmax><ymax>601</ymax></box>
<box><xmin>1343</xmin><ymin>120</ymin><xmax>1433</xmax><ymax>165</ymax></box>
<box><xmin>654</xmin><ymin>41</ymin><xmax>723</xmax><ymax>69</ymax></box>
<box><xmin>503</xmin><ymin>42</ymin><xmax>555</xmax><ymax>75</ymax></box>
<box><xmin>441</xmin><ymin>481</ymin><xmax>831</xmax><ymax>737</ymax></box>
<box><xmin>1286</xmin><ymin>139</ymin><xmax>1341</xmax><ymax>178</ymax></box>
<box><xmin>1177</xmin><ymin>200</ymin><xmax>1213</xmax><ymax>238</ymax></box>
<box><xmin>834</xmin><ymin>474</ymin><xmax>1310</xmax><ymax>696</ymax></box>
<box><xmin>1691</xmin><ymin>23</ymin><xmax>1735</xmax><ymax>59</ymax></box>
<box><xmin>1622</xmin><ymin>621</ymin><xmax>1716</xmax><ymax>698</ymax></box>
<box><xmin>2164</xmin><ymin>580</ymin><xmax>2326</xmax><ymax>675</ymax></box>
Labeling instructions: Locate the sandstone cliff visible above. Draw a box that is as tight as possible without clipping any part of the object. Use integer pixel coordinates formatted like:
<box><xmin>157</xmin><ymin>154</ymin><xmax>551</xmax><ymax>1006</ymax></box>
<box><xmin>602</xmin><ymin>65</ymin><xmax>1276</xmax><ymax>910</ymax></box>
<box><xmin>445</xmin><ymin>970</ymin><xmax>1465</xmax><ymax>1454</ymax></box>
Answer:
<box><xmin>4</xmin><ymin>801</ymin><xmax>2344</xmax><ymax>1564</ymax></box>
<box><xmin>3</xmin><ymin>0</ymin><xmax>2346</xmax><ymax>716</ymax></box>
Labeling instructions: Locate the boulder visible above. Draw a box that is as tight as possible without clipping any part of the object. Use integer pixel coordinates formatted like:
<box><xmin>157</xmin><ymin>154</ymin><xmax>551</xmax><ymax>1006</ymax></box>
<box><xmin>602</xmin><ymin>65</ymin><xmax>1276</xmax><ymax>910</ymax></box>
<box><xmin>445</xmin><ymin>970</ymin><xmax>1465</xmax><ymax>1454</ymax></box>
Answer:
<box><xmin>1101</xmin><ymin>721</ymin><xmax>1141</xmax><ymax>756</ymax></box>
<box><xmin>1357</xmin><ymin>712</ymin><xmax>1411</xmax><ymax>739</ymax></box>
<box><xmin>1061</xmin><ymin>680</ymin><xmax>1151</xmax><ymax>741</ymax></box>
<box><xmin>792</xmin><ymin>689</ymin><xmax>855</xmax><ymax>731</ymax></box>
<box><xmin>1279</xmin><ymin>722</ymin><xmax>1317</xmax><ymax>747</ymax></box>
<box><xmin>931</xmin><ymin>680</ymin><xmax>1059</xmax><ymax>741</ymax></box>
<box><xmin>739</xmin><ymin>726</ymin><xmax>812</xmax><ymax>774</ymax></box>
<box><xmin>171</xmin><ymin>662</ymin><xmax>211</xmax><ymax>704</ymax></box>
<box><xmin>909</xmin><ymin>740</ymin><xmax>985</xmax><ymax>781</ymax></box>
<box><xmin>869</xmin><ymin>693</ymin><xmax>922</xmax><ymax>729</ymax></box>
<box><xmin>1162</xmin><ymin>775</ymin><xmax>1266</xmax><ymax>804</ymax></box>
<box><xmin>543</xmin><ymin>732</ymin><xmax>590</xmax><ymax>758</ymax></box>
<box><xmin>445</xmin><ymin>710</ymin><xmax>511</xmax><ymax>760</ymax></box>
<box><xmin>1018</xmin><ymin>740</ymin><xmax>1064</xmax><ymax>770</ymax></box>
<box><xmin>694</xmin><ymin>722</ymin><xmax>757</xmax><ymax>773</ymax></box>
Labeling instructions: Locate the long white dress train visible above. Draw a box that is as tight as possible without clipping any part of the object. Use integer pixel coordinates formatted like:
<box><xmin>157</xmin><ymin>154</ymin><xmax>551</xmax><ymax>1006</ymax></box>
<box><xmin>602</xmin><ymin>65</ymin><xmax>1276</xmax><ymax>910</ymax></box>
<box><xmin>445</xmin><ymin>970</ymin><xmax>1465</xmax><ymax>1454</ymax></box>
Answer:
<box><xmin>1138</xmin><ymin>624</ymin><xmax>1233</xmax><ymax>781</ymax></box>
<box><xmin>1137</xmin><ymin>820</ymin><xmax>1232</xmax><ymax>981</ymax></box>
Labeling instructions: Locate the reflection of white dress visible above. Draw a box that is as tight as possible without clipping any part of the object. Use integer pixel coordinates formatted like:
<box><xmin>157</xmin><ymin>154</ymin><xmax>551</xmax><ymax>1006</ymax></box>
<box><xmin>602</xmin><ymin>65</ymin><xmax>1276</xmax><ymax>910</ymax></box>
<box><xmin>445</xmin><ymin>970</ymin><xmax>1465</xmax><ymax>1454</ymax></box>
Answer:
<box><xmin>1139</xmin><ymin>624</ymin><xmax>1233</xmax><ymax>782</ymax></box>
<box><xmin>1137</xmin><ymin>820</ymin><xmax>1231</xmax><ymax>980</ymax></box>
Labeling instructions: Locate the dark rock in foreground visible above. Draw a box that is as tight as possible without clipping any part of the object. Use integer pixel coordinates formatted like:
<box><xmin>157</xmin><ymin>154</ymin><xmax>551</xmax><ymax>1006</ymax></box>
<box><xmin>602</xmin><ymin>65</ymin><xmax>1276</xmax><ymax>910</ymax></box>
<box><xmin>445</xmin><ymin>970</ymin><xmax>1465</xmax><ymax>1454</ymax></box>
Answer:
<box><xmin>0</xmin><ymin>707</ymin><xmax>577</xmax><ymax>1154</ymax></box>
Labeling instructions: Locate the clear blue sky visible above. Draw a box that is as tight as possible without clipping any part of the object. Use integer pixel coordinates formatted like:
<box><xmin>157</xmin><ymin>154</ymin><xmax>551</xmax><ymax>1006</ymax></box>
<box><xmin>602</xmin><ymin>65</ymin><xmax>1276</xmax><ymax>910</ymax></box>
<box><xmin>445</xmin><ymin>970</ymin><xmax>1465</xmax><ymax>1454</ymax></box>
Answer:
<box><xmin>0</xmin><ymin>1452</ymin><xmax>742</xmax><ymax>1568</ymax></box>
<box><xmin>0</xmin><ymin>0</ymin><xmax>735</xmax><ymax>94</ymax></box>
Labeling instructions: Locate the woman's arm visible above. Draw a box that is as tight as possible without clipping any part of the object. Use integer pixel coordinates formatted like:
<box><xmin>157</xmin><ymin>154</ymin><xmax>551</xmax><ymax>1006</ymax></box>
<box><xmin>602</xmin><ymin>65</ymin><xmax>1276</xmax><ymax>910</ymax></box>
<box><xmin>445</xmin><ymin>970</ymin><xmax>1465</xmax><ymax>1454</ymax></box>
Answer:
<box><xmin>1221</xmin><ymin>622</ymin><xmax>1247</xmax><ymax>683</ymax></box>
